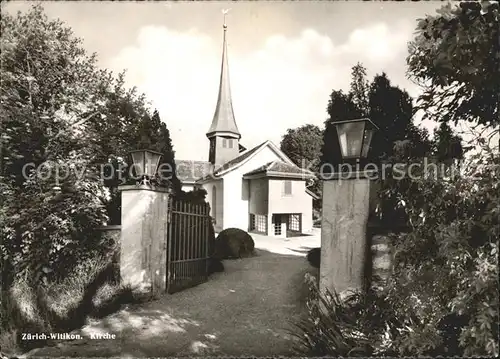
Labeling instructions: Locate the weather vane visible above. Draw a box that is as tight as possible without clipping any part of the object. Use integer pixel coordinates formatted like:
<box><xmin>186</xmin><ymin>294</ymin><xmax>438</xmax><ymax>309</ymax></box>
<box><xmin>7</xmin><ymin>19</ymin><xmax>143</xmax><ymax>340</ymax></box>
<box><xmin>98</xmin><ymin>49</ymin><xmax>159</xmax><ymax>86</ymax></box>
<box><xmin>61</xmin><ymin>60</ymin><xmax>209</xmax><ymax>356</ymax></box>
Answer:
<box><xmin>222</xmin><ymin>8</ymin><xmax>231</xmax><ymax>28</ymax></box>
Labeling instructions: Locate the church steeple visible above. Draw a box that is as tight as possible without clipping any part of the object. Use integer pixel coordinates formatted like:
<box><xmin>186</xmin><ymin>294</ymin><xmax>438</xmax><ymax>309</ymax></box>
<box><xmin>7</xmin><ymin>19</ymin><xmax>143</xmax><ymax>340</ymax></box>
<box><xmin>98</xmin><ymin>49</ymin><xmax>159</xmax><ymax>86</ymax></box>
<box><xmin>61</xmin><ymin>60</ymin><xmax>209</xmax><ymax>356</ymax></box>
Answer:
<box><xmin>207</xmin><ymin>10</ymin><xmax>241</xmax><ymax>166</ymax></box>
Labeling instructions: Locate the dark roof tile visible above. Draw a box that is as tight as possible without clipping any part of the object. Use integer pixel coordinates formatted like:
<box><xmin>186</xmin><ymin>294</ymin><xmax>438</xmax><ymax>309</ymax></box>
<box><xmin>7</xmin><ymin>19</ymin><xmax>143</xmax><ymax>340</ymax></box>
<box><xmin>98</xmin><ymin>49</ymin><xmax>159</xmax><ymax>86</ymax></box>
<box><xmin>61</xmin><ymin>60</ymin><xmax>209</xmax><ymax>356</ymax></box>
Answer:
<box><xmin>175</xmin><ymin>160</ymin><xmax>213</xmax><ymax>183</ymax></box>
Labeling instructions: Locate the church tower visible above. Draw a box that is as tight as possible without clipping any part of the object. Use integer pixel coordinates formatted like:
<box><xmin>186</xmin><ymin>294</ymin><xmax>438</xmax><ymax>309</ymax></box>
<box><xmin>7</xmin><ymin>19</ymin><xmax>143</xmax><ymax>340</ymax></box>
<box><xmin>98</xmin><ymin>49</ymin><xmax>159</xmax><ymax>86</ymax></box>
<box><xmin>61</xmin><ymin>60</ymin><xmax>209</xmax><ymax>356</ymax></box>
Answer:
<box><xmin>207</xmin><ymin>12</ymin><xmax>241</xmax><ymax>166</ymax></box>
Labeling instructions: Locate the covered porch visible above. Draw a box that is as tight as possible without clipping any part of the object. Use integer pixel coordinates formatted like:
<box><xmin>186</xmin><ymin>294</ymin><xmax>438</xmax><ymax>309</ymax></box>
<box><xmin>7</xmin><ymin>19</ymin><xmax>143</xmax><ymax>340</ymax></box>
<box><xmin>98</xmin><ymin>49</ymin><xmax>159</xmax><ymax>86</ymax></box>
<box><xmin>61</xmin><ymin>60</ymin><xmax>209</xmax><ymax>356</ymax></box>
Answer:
<box><xmin>244</xmin><ymin>160</ymin><xmax>316</xmax><ymax>238</ymax></box>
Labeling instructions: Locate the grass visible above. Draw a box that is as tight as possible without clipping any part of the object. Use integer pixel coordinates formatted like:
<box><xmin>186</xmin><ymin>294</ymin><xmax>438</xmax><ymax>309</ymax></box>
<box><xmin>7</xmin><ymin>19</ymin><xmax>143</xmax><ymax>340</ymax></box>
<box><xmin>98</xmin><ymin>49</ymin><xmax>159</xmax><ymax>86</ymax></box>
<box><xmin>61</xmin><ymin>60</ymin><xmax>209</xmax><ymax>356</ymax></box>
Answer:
<box><xmin>0</xmin><ymin>255</ymin><xmax>155</xmax><ymax>356</ymax></box>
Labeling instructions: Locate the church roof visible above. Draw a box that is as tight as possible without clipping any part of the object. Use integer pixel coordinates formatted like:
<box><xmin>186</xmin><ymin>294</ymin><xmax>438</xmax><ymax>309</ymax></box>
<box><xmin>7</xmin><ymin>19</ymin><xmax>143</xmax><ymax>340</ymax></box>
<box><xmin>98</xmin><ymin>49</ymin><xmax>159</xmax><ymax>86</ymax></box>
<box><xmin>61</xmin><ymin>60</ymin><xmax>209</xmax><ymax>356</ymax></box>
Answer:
<box><xmin>215</xmin><ymin>141</ymin><xmax>267</xmax><ymax>174</ymax></box>
<box><xmin>206</xmin><ymin>20</ymin><xmax>241</xmax><ymax>139</ymax></box>
<box><xmin>196</xmin><ymin>141</ymin><xmax>267</xmax><ymax>182</ymax></box>
<box><xmin>242</xmin><ymin>160</ymin><xmax>316</xmax><ymax>180</ymax></box>
<box><xmin>175</xmin><ymin>160</ymin><xmax>213</xmax><ymax>183</ymax></box>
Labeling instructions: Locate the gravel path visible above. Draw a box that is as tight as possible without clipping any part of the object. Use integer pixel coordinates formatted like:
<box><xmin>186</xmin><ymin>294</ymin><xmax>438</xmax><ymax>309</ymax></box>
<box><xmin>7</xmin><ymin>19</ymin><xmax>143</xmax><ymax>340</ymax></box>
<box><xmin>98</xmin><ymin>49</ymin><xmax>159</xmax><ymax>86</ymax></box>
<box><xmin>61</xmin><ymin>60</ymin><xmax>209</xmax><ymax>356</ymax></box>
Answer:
<box><xmin>25</xmin><ymin>241</ymin><xmax>318</xmax><ymax>357</ymax></box>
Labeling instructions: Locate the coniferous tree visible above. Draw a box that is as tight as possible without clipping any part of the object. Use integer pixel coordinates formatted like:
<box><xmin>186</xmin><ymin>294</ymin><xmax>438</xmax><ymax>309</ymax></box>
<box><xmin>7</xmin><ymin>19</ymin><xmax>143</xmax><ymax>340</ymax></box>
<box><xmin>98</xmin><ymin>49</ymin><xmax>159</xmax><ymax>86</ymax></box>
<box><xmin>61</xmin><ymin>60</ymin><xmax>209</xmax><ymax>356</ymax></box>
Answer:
<box><xmin>320</xmin><ymin>66</ymin><xmax>431</xmax><ymax>172</ymax></box>
<box><xmin>433</xmin><ymin>122</ymin><xmax>464</xmax><ymax>163</ymax></box>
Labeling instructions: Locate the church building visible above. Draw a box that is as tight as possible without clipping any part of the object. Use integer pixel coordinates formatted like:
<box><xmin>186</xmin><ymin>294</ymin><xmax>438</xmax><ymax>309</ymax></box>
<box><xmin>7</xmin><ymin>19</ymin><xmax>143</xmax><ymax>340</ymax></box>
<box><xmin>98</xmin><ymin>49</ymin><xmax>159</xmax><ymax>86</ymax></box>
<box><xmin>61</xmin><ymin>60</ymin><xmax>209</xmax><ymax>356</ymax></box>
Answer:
<box><xmin>175</xmin><ymin>17</ymin><xmax>317</xmax><ymax>238</ymax></box>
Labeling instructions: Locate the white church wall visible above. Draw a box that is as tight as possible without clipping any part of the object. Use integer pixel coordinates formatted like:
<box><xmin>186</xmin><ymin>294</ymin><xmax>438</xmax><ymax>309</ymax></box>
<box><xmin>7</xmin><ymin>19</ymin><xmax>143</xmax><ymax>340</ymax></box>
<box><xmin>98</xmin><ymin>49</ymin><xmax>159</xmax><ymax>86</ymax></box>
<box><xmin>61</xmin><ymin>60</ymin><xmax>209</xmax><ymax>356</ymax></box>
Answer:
<box><xmin>268</xmin><ymin>179</ymin><xmax>314</xmax><ymax>233</ymax></box>
<box><xmin>223</xmin><ymin>146</ymin><xmax>282</xmax><ymax>231</ymax></box>
<box><xmin>202</xmin><ymin>179</ymin><xmax>224</xmax><ymax>232</ymax></box>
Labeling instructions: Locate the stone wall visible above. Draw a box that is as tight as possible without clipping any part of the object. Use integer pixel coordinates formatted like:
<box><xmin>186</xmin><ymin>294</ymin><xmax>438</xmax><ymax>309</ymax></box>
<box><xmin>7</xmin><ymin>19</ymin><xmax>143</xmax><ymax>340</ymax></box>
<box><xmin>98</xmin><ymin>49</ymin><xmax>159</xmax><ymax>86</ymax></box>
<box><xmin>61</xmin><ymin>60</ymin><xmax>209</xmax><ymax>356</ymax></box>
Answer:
<box><xmin>119</xmin><ymin>185</ymin><xmax>169</xmax><ymax>295</ymax></box>
<box><xmin>370</xmin><ymin>234</ymin><xmax>393</xmax><ymax>289</ymax></box>
<box><xmin>320</xmin><ymin>179</ymin><xmax>373</xmax><ymax>294</ymax></box>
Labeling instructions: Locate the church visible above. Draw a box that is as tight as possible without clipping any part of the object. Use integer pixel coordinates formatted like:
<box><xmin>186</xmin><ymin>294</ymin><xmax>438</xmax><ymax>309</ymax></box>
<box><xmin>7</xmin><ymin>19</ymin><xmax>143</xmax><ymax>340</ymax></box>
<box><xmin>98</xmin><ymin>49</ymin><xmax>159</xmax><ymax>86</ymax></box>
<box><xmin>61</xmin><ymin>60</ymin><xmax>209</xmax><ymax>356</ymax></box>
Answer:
<box><xmin>175</xmin><ymin>17</ymin><xmax>317</xmax><ymax>238</ymax></box>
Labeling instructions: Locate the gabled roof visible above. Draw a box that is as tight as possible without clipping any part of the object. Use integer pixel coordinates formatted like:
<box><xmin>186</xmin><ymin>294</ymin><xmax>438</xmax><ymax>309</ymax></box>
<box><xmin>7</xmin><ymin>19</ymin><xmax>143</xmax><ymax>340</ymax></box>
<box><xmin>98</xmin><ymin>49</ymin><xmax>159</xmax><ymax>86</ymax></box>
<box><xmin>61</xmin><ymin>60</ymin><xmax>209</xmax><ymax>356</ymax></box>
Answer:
<box><xmin>196</xmin><ymin>140</ymin><xmax>296</xmax><ymax>182</ymax></box>
<box><xmin>242</xmin><ymin>160</ymin><xmax>316</xmax><ymax>180</ymax></box>
<box><xmin>175</xmin><ymin>160</ymin><xmax>213</xmax><ymax>183</ymax></box>
<box><xmin>196</xmin><ymin>141</ymin><xmax>266</xmax><ymax>182</ymax></box>
<box><xmin>206</xmin><ymin>20</ymin><xmax>240</xmax><ymax>139</ymax></box>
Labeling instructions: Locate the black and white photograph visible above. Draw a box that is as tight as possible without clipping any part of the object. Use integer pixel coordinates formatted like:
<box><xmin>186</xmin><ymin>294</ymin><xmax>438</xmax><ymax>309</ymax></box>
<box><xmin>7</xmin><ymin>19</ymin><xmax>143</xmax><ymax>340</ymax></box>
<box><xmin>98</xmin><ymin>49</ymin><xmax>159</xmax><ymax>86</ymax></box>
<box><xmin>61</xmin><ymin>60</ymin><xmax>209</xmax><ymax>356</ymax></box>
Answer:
<box><xmin>0</xmin><ymin>0</ymin><xmax>498</xmax><ymax>357</ymax></box>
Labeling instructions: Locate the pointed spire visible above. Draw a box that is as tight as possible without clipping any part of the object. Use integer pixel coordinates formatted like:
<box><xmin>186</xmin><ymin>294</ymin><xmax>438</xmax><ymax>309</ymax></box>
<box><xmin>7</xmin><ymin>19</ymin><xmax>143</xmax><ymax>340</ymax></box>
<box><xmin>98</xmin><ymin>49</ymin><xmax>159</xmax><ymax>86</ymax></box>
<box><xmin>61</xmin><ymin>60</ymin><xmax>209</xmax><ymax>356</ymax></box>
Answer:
<box><xmin>207</xmin><ymin>10</ymin><xmax>241</xmax><ymax>139</ymax></box>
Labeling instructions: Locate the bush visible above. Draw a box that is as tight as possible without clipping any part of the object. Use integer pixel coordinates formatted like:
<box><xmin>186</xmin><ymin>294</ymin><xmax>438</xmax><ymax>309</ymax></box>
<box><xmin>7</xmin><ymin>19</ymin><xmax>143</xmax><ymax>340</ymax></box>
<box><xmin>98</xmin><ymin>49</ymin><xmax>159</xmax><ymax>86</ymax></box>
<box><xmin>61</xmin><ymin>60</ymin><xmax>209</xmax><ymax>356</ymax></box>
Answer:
<box><xmin>306</xmin><ymin>247</ymin><xmax>321</xmax><ymax>268</ymax></box>
<box><xmin>207</xmin><ymin>258</ymin><xmax>224</xmax><ymax>275</ymax></box>
<box><xmin>290</xmin><ymin>274</ymin><xmax>399</xmax><ymax>356</ymax></box>
<box><xmin>213</xmin><ymin>228</ymin><xmax>255</xmax><ymax>259</ymax></box>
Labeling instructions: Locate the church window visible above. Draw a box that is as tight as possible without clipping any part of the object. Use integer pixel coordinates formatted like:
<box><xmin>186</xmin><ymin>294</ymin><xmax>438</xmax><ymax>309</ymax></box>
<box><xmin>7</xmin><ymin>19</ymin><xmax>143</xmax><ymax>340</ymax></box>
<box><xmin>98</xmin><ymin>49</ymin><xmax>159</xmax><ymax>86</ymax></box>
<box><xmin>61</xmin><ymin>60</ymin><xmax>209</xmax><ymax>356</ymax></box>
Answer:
<box><xmin>222</xmin><ymin>138</ymin><xmax>227</xmax><ymax>148</ymax></box>
<box><xmin>212</xmin><ymin>185</ymin><xmax>217</xmax><ymax>221</ymax></box>
<box><xmin>228</xmin><ymin>139</ymin><xmax>233</xmax><ymax>148</ymax></box>
<box><xmin>282</xmin><ymin>180</ymin><xmax>292</xmax><ymax>196</ymax></box>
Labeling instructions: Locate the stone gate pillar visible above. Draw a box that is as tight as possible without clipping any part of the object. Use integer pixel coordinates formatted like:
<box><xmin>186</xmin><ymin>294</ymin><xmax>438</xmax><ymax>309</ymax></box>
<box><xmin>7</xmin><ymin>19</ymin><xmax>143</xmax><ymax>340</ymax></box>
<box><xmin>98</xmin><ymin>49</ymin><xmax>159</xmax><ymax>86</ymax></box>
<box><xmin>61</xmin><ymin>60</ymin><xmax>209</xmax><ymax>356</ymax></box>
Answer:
<box><xmin>319</xmin><ymin>172</ymin><xmax>379</xmax><ymax>296</ymax></box>
<box><xmin>119</xmin><ymin>184</ymin><xmax>170</xmax><ymax>294</ymax></box>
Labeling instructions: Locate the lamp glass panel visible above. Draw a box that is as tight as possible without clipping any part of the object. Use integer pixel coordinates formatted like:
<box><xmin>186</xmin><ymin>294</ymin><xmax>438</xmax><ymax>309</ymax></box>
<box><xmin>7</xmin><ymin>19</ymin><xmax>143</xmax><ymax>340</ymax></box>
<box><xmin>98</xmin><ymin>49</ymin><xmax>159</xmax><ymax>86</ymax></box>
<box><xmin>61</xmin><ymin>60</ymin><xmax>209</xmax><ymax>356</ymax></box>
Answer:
<box><xmin>131</xmin><ymin>152</ymin><xmax>144</xmax><ymax>176</ymax></box>
<box><xmin>337</xmin><ymin>121</ymin><xmax>365</xmax><ymax>158</ymax></box>
<box><xmin>339</xmin><ymin>132</ymin><xmax>348</xmax><ymax>158</ymax></box>
<box><xmin>361</xmin><ymin>127</ymin><xmax>374</xmax><ymax>158</ymax></box>
<box><xmin>144</xmin><ymin>151</ymin><xmax>161</xmax><ymax>177</ymax></box>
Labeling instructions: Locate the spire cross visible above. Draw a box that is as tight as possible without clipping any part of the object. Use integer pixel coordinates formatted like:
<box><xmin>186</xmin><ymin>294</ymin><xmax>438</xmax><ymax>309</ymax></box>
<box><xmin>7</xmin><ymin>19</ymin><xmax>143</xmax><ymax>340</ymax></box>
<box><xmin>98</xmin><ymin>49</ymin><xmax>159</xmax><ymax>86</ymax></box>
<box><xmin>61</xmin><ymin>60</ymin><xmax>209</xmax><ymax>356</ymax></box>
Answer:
<box><xmin>222</xmin><ymin>8</ymin><xmax>230</xmax><ymax>29</ymax></box>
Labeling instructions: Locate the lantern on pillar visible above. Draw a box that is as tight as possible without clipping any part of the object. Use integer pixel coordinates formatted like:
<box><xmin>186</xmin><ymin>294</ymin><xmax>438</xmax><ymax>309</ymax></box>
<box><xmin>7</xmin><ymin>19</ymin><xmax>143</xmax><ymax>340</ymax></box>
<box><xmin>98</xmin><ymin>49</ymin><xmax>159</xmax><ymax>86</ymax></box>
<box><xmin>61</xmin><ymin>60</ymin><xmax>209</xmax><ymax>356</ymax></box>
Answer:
<box><xmin>129</xmin><ymin>149</ymin><xmax>163</xmax><ymax>186</ymax></box>
<box><xmin>334</xmin><ymin>118</ymin><xmax>379</xmax><ymax>161</ymax></box>
<box><xmin>319</xmin><ymin>117</ymin><xmax>381</xmax><ymax>295</ymax></box>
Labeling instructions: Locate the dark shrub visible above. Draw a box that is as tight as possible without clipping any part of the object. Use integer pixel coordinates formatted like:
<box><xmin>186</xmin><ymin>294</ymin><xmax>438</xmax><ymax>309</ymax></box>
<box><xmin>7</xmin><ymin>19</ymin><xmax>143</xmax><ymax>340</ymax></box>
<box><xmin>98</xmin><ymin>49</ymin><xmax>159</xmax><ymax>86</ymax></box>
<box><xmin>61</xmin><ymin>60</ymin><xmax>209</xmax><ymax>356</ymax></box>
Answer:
<box><xmin>307</xmin><ymin>247</ymin><xmax>321</xmax><ymax>268</ymax></box>
<box><xmin>214</xmin><ymin>228</ymin><xmax>255</xmax><ymax>259</ymax></box>
<box><xmin>207</xmin><ymin>258</ymin><xmax>224</xmax><ymax>275</ymax></box>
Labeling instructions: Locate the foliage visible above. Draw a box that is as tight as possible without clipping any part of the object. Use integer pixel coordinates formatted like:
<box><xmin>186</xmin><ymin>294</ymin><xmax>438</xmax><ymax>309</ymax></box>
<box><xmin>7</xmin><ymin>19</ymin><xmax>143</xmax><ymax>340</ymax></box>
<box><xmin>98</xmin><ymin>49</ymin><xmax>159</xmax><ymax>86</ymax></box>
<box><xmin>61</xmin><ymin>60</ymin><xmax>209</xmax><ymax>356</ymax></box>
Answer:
<box><xmin>433</xmin><ymin>122</ymin><xmax>465</xmax><ymax>162</ymax></box>
<box><xmin>0</xmin><ymin>4</ymin><xmax>113</xmax><ymax>284</ymax></box>
<box><xmin>290</xmin><ymin>275</ymin><xmax>399</xmax><ymax>356</ymax></box>
<box><xmin>102</xmin><ymin>107</ymin><xmax>180</xmax><ymax>224</ymax></box>
<box><xmin>1</xmin><ymin>157</ymin><xmax>112</xmax><ymax>283</ymax></box>
<box><xmin>349</xmin><ymin>62</ymin><xmax>370</xmax><ymax>116</ymax></box>
<box><xmin>375</xmin><ymin>145</ymin><xmax>499</xmax><ymax>356</ymax></box>
<box><xmin>299</xmin><ymin>2</ymin><xmax>498</xmax><ymax>357</ymax></box>
<box><xmin>175</xmin><ymin>187</ymin><xmax>208</xmax><ymax>205</ymax></box>
<box><xmin>280</xmin><ymin>124</ymin><xmax>322</xmax><ymax>205</ymax></box>
<box><xmin>0</xmin><ymin>3</ymin><xmax>180</xmax><ymax>286</ymax></box>
<box><xmin>368</xmin><ymin>73</ymin><xmax>432</xmax><ymax>162</ymax></box>
<box><xmin>407</xmin><ymin>1</ymin><xmax>500</xmax><ymax>127</ymax></box>
<box><xmin>280</xmin><ymin>124</ymin><xmax>323</xmax><ymax>171</ymax></box>
<box><xmin>0</xmin><ymin>6</ymin><xmax>168</xmax><ymax>354</ymax></box>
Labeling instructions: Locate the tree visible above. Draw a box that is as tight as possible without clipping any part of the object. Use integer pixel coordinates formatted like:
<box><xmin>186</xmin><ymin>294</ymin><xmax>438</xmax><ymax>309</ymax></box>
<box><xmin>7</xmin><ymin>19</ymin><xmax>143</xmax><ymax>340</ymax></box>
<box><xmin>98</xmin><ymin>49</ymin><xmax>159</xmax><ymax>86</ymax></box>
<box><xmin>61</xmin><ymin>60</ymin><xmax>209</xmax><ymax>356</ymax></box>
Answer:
<box><xmin>320</xmin><ymin>90</ymin><xmax>362</xmax><ymax>172</ymax></box>
<box><xmin>0</xmin><ymin>4</ymin><xmax>179</xmax><ymax>280</ymax></box>
<box><xmin>280</xmin><ymin>124</ymin><xmax>323</xmax><ymax>171</ymax></box>
<box><xmin>433</xmin><ymin>122</ymin><xmax>464</xmax><ymax>163</ymax></box>
<box><xmin>375</xmin><ymin>2</ymin><xmax>500</xmax><ymax>355</ymax></box>
<box><xmin>1</xmin><ymin>5</ymin><xmax>112</xmax><ymax>282</ymax></box>
<box><xmin>320</xmin><ymin>66</ymin><xmax>432</xmax><ymax>172</ymax></box>
<box><xmin>280</xmin><ymin>124</ymin><xmax>323</xmax><ymax>209</ymax></box>
<box><xmin>349</xmin><ymin>62</ymin><xmax>370</xmax><ymax>116</ymax></box>
<box><xmin>368</xmin><ymin>73</ymin><xmax>423</xmax><ymax>161</ymax></box>
<box><xmin>407</xmin><ymin>1</ymin><xmax>500</xmax><ymax>127</ymax></box>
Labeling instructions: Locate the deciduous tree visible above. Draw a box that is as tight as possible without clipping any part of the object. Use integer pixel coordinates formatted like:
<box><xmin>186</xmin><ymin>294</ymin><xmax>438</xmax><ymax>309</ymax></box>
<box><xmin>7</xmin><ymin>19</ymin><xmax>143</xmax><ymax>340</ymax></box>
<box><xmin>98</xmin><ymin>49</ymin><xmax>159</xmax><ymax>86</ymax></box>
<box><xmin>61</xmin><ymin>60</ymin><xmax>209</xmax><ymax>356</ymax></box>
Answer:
<box><xmin>407</xmin><ymin>1</ymin><xmax>500</xmax><ymax>127</ymax></box>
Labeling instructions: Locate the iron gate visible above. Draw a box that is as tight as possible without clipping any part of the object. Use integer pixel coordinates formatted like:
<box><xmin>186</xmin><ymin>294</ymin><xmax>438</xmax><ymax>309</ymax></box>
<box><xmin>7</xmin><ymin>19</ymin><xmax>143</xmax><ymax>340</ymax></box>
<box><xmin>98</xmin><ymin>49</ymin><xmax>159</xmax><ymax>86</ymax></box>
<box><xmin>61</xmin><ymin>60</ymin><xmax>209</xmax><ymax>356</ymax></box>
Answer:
<box><xmin>166</xmin><ymin>198</ymin><xmax>213</xmax><ymax>294</ymax></box>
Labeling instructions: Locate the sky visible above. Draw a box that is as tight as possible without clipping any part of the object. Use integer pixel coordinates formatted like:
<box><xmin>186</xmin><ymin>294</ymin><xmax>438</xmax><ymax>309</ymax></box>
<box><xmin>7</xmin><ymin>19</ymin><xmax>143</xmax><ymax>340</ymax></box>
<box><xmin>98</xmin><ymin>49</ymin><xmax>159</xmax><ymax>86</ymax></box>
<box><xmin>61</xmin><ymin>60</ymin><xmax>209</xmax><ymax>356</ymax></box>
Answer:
<box><xmin>4</xmin><ymin>0</ymin><xmax>449</xmax><ymax>161</ymax></box>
